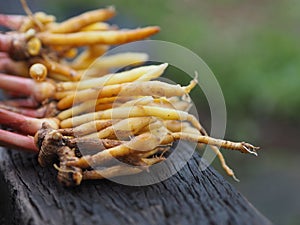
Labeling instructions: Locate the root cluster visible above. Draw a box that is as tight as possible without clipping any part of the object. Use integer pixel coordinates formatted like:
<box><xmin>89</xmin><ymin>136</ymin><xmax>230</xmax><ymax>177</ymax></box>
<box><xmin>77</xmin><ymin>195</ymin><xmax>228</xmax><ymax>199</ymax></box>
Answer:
<box><xmin>0</xmin><ymin>2</ymin><xmax>259</xmax><ymax>186</ymax></box>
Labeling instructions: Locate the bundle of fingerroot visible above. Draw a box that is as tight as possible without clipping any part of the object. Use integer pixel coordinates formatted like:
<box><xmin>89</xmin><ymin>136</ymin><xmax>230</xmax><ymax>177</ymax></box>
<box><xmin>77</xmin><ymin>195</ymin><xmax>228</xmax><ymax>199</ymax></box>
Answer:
<box><xmin>0</xmin><ymin>0</ymin><xmax>259</xmax><ymax>186</ymax></box>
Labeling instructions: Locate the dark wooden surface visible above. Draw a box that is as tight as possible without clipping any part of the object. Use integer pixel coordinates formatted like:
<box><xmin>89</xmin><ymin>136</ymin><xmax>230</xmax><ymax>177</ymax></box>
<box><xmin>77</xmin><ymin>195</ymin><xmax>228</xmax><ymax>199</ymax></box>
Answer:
<box><xmin>0</xmin><ymin>143</ymin><xmax>272</xmax><ymax>225</ymax></box>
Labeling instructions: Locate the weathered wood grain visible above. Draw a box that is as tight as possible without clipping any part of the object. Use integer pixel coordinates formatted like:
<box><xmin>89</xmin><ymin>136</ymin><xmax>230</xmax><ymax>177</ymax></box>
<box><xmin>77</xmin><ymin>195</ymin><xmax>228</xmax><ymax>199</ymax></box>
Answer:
<box><xmin>0</xmin><ymin>143</ymin><xmax>272</xmax><ymax>225</ymax></box>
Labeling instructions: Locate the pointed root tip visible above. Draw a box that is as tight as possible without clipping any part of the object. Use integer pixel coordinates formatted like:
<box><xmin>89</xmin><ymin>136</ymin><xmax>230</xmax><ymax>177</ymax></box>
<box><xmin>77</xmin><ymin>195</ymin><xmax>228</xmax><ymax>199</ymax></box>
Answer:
<box><xmin>194</xmin><ymin>71</ymin><xmax>199</xmax><ymax>83</ymax></box>
<box><xmin>227</xmin><ymin>168</ymin><xmax>240</xmax><ymax>182</ymax></box>
<box><xmin>232</xmin><ymin>174</ymin><xmax>240</xmax><ymax>182</ymax></box>
<box><xmin>160</xmin><ymin>62</ymin><xmax>169</xmax><ymax>70</ymax></box>
<box><xmin>242</xmin><ymin>142</ymin><xmax>260</xmax><ymax>156</ymax></box>
<box><xmin>147</xmin><ymin>26</ymin><xmax>161</xmax><ymax>34</ymax></box>
<box><xmin>185</xmin><ymin>77</ymin><xmax>198</xmax><ymax>93</ymax></box>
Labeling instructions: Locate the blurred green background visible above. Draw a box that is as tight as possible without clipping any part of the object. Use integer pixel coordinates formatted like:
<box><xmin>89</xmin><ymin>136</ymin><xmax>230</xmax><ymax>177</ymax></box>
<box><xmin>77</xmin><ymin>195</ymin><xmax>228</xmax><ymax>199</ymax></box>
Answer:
<box><xmin>1</xmin><ymin>0</ymin><xmax>300</xmax><ymax>224</ymax></box>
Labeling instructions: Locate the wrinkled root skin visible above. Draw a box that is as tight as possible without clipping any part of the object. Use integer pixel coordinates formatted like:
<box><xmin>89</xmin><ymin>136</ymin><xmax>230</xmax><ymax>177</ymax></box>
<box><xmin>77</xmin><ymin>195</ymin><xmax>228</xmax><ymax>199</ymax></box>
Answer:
<box><xmin>35</xmin><ymin>123</ymin><xmax>83</xmax><ymax>186</ymax></box>
<box><xmin>36</xmin><ymin>123</ymin><xmax>132</xmax><ymax>186</ymax></box>
<box><xmin>35</xmin><ymin>123</ymin><xmax>164</xmax><ymax>186</ymax></box>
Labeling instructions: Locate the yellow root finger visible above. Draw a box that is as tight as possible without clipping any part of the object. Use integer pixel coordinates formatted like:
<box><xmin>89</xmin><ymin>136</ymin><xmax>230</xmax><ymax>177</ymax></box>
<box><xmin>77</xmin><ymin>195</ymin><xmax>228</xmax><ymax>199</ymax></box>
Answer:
<box><xmin>80</xmin><ymin>22</ymin><xmax>111</xmax><ymax>32</ymax></box>
<box><xmin>57</xmin><ymin>80</ymin><xmax>191</xmax><ymax>110</ymax></box>
<box><xmin>20</xmin><ymin>12</ymin><xmax>56</xmax><ymax>32</ymax></box>
<box><xmin>141</xmin><ymin>157</ymin><xmax>165</xmax><ymax>166</ymax></box>
<box><xmin>57</xmin><ymin>63</ymin><xmax>167</xmax><ymax>91</ymax></box>
<box><xmin>83</xmin><ymin>117</ymin><xmax>153</xmax><ymax>139</ymax></box>
<box><xmin>67</xmin><ymin>138</ymin><xmax>123</xmax><ymax>156</ymax></box>
<box><xmin>47</xmin><ymin>7</ymin><xmax>116</xmax><ymax>33</ymax></box>
<box><xmin>31</xmin><ymin>57</ymin><xmax>77</xmax><ymax>80</ymax></box>
<box><xmin>57</xmin><ymin>97</ymin><xmax>134</xmax><ymax>120</ymax></box>
<box><xmin>70</xmin><ymin>45</ymin><xmax>108</xmax><ymax>70</ymax></box>
<box><xmin>54</xmin><ymin>91</ymin><xmax>74</xmax><ymax>100</ymax></box>
<box><xmin>29</xmin><ymin>63</ymin><xmax>48</xmax><ymax>82</ymax></box>
<box><xmin>209</xmin><ymin>145</ymin><xmax>239</xmax><ymax>182</ymax></box>
<box><xmin>77</xmin><ymin>52</ymin><xmax>150</xmax><ymax>78</ymax></box>
<box><xmin>67</xmin><ymin>132</ymin><xmax>162</xmax><ymax>168</ymax></box>
<box><xmin>86</xmin><ymin>52</ymin><xmax>149</xmax><ymax>71</ymax></box>
<box><xmin>164</xmin><ymin>121</ymin><xmax>200</xmax><ymax>134</ymax></box>
<box><xmin>38</xmin><ymin>26</ymin><xmax>160</xmax><ymax>46</ymax></box>
<box><xmin>60</xmin><ymin>106</ymin><xmax>197</xmax><ymax>128</ymax></box>
<box><xmin>161</xmin><ymin>132</ymin><xmax>259</xmax><ymax>155</ymax></box>
<box><xmin>94</xmin><ymin>103</ymin><xmax>115</xmax><ymax>111</ymax></box>
<box><xmin>57</xmin><ymin>100</ymin><xmax>100</xmax><ymax>120</ymax></box>
<box><xmin>118</xmin><ymin>97</ymin><xmax>153</xmax><ymax>108</ymax></box>
<box><xmin>148</xmin><ymin>97</ymin><xmax>191</xmax><ymax>111</ymax></box>
<box><xmin>59</xmin><ymin>119</ymin><xmax>115</xmax><ymax>136</ymax></box>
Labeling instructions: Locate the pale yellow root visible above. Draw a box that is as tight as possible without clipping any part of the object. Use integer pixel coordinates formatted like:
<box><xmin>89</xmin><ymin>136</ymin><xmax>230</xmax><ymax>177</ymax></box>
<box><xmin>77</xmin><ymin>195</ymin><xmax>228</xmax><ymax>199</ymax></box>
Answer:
<box><xmin>57</xmin><ymin>99</ymin><xmax>97</xmax><ymax>120</ymax></box>
<box><xmin>62</xmin><ymin>48</ymin><xmax>78</xmax><ymax>59</ymax></box>
<box><xmin>134</xmin><ymin>63</ymin><xmax>169</xmax><ymax>81</ymax></box>
<box><xmin>47</xmin><ymin>7</ymin><xmax>116</xmax><ymax>33</ymax></box>
<box><xmin>80</xmin><ymin>22</ymin><xmax>111</xmax><ymax>32</ymax></box>
<box><xmin>57</xmin><ymin>79</ymin><xmax>193</xmax><ymax>110</ymax></box>
<box><xmin>82</xmin><ymin>165</ymin><xmax>143</xmax><ymax>180</ymax></box>
<box><xmin>170</xmin><ymin>101</ymin><xmax>192</xmax><ymax>111</ymax></box>
<box><xmin>27</xmin><ymin>37</ymin><xmax>42</xmax><ymax>56</ymax></box>
<box><xmin>48</xmin><ymin>73</ymin><xmax>74</xmax><ymax>82</ymax></box>
<box><xmin>95</xmin><ymin>103</ymin><xmax>116</xmax><ymax>111</ymax></box>
<box><xmin>60</xmin><ymin>105</ymin><xmax>202</xmax><ymax>129</ymax></box>
<box><xmin>57</xmin><ymin>97</ymin><xmax>134</xmax><ymax>120</ymax></box>
<box><xmin>38</xmin><ymin>26</ymin><xmax>160</xmax><ymax>46</ymax></box>
<box><xmin>58</xmin><ymin>97</ymin><xmax>153</xmax><ymax>120</ymax></box>
<box><xmin>57</xmin><ymin>101</ymin><xmax>95</xmax><ymax>120</ymax></box>
<box><xmin>140</xmin><ymin>148</ymin><xmax>162</xmax><ymax>158</ymax></box>
<box><xmin>118</xmin><ymin>97</ymin><xmax>153</xmax><ymax>108</ymax></box>
<box><xmin>77</xmin><ymin>52</ymin><xmax>150</xmax><ymax>79</ymax></box>
<box><xmin>31</xmin><ymin>57</ymin><xmax>77</xmax><ymax>80</ymax></box>
<box><xmin>67</xmin><ymin>125</ymin><xmax>256</xmax><ymax>170</ymax></box>
<box><xmin>115</xmin><ymin>96</ymin><xmax>190</xmax><ymax>111</ymax></box>
<box><xmin>164</xmin><ymin>120</ymin><xmax>238</xmax><ymax>180</ymax></box>
<box><xmin>208</xmin><ymin>145</ymin><xmax>240</xmax><ymax>182</ymax></box>
<box><xmin>78</xmin><ymin>69</ymin><xmax>109</xmax><ymax>79</ymax></box>
<box><xmin>163</xmin><ymin>121</ymin><xmax>199</xmax><ymax>134</ymax></box>
<box><xmin>136</xmin><ymin>119</ymin><xmax>257</xmax><ymax>180</ymax></box>
<box><xmin>66</xmin><ymin>119</ymin><xmax>258</xmax><ymax>180</ymax></box>
<box><xmin>34</xmin><ymin>12</ymin><xmax>56</xmax><ymax>24</ymax></box>
<box><xmin>61</xmin><ymin>119</ymin><xmax>115</xmax><ymax>136</ymax></box>
<box><xmin>49</xmin><ymin>46</ymin><xmax>78</xmax><ymax>58</ymax></box>
<box><xmin>20</xmin><ymin>12</ymin><xmax>56</xmax><ymax>32</ymax></box>
<box><xmin>165</xmin><ymin>131</ymin><xmax>257</xmax><ymax>181</ymax></box>
<box><xmin>29</xmin><ymin>63</ymin><xmax>48</xmax><ymax>82</ymax></box>
<box><xmin>85</xmin><ymin>52</ymin><xmax>149</xmax><ymax>71</ymax></box>
<box><xmin>160</xmin><ymin>132</ymin><xmax>259</xmax><ymax>155</ymax></box>
<box><xmin>147</xmin><ymin>97</ymin><xmax>191</xmax><ymax>111</ymax></box>
<box><xmin>67</xmin><ymin>132</ymin><xmax>162</xmax><ymax>168</ymax></box>
<box><xmin>57</xmin><ymin>63</ymin><xmax>167</xmax><ymax>91</ymax></box>
<box><xmin>70</xmin><ymin>45</ymin><xmax>108</xmax><ymax>70</ymax></box>
<box><xmin>33</xmin><ymin>81</ymin><xmax>56</xmax><ymax>102</ymax></box>
<box><xmin>141</xmin><ymin>157</ymin><xmax>165</xmax><ymax>166</ymax></box>
<box><xmin>77</xmin><ymin>117</ymin><xmax>256</xmax><ymax>166</ymax></box>
<box><xmin>83</xmin><ymin>117</ymin><xmax>153</xmax><ymax>139</ymax></box>
<box><xmin>20</xmin><ymin>0</ymin><xmax>44</xmax><ymax>31</ymax></box>
<box><xmin>164</xmin><ymin>96</ymin><xmax>192</xmax><ymax>111</ymax></box>
<box><xmin>54</xmin><ymin>91</ymin><xmax>74</xmax><ymax>100</ymax></box>
<box><xmin>57</xmin><ymin>97</ymin><xmax>119</xmax><ymax>118</ymax></box>
<box><xmin>65</xmin><ymin>138</ymin><xmax>123</xmax><ymax>152</ymax></box>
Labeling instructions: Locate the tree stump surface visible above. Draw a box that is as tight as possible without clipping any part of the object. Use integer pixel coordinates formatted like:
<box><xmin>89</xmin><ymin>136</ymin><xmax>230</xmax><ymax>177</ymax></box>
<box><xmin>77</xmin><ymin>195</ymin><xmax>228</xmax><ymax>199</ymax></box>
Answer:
<box><xmin>0</xmin><ymin>144</ymin><xmax>272</xmax><ymax>225</ymax></box>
